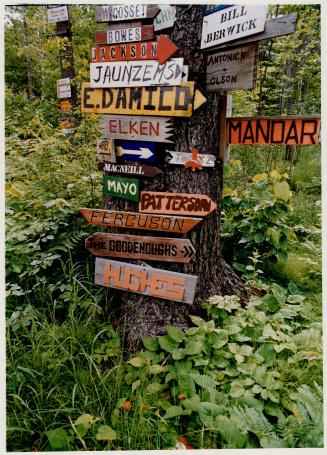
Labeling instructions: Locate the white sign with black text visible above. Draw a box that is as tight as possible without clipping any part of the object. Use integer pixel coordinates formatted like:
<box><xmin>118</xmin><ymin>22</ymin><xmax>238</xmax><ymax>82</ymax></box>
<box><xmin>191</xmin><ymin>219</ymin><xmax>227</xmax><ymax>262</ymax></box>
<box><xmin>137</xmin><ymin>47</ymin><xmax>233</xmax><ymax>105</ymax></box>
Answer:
<box><xmin>201</xmin><ymin>5</ymin><xmax>267</xmax><ymax>49</ymax></box>
<box><xmin>90</xmin><ymin>58</ymin><xmax>184</xmax><ymax>88</ymax></box>
<box><xmin>46</xmin><ymin>5</ymin><xmax>69</xmax><ymax>23</ymax></box>
<box><xmin>56</xmin><ymin>78</ymin><xmax>71</xmax><ymax>99</ymax></box>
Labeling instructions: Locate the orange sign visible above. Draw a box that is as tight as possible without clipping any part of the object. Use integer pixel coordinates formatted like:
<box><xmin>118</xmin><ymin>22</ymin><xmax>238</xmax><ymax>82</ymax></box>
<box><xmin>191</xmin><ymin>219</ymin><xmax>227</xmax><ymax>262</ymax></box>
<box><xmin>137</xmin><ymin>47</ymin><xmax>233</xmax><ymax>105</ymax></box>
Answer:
<box><xmin>139</xmin><ymin>192</ymin><xmax>217</xmax><ymax>217</ymax></box>
<box><xmin>60</xmin><ymin>100</ymin><xmax>72</xmax><ymax>111</ymax></box>
<box><xmin>227</xmin><ymin>116</ymin><xmax>321</xmax><ymax>145</ymax></box>
<box><xmin>95</xmin><ymin>258</ymin><xmax>197</xmax><ymax>304</ymax></box>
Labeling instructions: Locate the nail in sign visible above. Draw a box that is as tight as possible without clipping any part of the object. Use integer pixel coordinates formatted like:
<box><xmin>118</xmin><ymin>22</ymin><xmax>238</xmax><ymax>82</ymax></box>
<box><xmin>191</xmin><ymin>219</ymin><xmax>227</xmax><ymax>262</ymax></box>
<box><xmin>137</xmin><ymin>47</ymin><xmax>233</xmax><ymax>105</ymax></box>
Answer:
<box><xmin>95</xmin><ymin>258</ymin><xmax>198</xmax><ymax>304</ymax></box>
<box><xmin>90</xmin><ymin>35</ymin><xmax>178</xmax><ymax>65</ymax></box>
<box><xmin>139</xmin><ymin>192</ymin><xmax>217</xmax><ymax>217</ymax></box>
<box><xmin>100</xmin><ymin>115</ymin><xmax>173</xmax><ymax>143</ymax></box>
<box><xmin>79</xmin><ymin>208</ymin><xmax>202</xmax><ymax>233</ymax></box>
<box><xmin>103</xmin><ymin>176</ymin><xmax>139</xmax><ymax>202</ymax></box>
<box><xmin>85</xmin><ymin>233</ymin><xmax>196</xmax><ymax>263</ymax></box>
<box><xmin>90</xmin><ymin>58</ymin><xmax>184</xmax><ymax>88</ymax></box>
<box><xmin>95</xmin><ymin>4</ymin><xmax>160</xmax><ymax>22</ymax></box>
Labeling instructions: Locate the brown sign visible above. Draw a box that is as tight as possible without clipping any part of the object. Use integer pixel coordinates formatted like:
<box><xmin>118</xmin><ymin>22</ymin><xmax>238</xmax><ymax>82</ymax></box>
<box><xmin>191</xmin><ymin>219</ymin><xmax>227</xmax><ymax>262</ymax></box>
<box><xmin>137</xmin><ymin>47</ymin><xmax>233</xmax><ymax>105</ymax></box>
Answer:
<box><xmin>95</xmin><ymin>25</ymin><xmax>154</xmax><ymax>45</ymax></box>
<box><xmin>139</xmin><ymin>192</ymin><xmax>217</xmax><ymax>217</ymax></box>
<box><xmin>95</xmin><ymin>258</ymin><xmax>198</xmax><ymax>304</ymax></box>
<box><xmin>85</xmin><ymin>233</ymin><xmax>195</xmax><ymax>263</ymax></box>
<box><xmin>206</xmin><ymin>43</ymin><xmax>258</xmax><ymax>91</ymax></box>
<box><xmin>79</xmin><ymin>208</ymin><xmax>202</xmax><ymax>234</ymax></box>
<box><xmin>227</xmin><ymin>116</ymin><xmax>321</xmax><ymax>145</ymax></box>
<box><xmin>98</xmin><ymin>162</ymin><xmax>162</xmax><ymax>178</ymax></box>
<box><xmin>95</xmin><ymin>4</ymin><xmax>160</xmax><ymax>22</ymax></box>
<box><xmin>90</xmin><ymin>35</ymin><xmax>178</xmax><ymax>65</ymax></box>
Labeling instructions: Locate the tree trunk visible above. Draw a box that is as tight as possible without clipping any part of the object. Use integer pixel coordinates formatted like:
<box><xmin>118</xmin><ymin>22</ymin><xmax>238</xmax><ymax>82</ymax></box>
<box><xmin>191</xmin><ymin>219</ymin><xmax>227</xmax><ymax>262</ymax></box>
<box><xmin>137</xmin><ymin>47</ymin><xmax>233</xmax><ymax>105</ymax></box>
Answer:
<box><xmin>103</xmin><ymin>5</ymin><xmax>246</xmax><ymax>352</ymax></box>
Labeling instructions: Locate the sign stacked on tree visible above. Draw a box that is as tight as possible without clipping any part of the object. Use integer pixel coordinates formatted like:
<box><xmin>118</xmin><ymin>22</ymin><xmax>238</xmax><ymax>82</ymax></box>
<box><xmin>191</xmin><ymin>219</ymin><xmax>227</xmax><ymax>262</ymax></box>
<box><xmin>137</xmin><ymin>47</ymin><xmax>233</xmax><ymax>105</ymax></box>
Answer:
<box><xmin>80</xmin><ymin>4</ymin><xmax>214</xmax><ymax>305</ymax></box>
<box><xmin>201</xmin><ymin>5</ymin><xmax>320</xmax><ymax>147</ymax></box>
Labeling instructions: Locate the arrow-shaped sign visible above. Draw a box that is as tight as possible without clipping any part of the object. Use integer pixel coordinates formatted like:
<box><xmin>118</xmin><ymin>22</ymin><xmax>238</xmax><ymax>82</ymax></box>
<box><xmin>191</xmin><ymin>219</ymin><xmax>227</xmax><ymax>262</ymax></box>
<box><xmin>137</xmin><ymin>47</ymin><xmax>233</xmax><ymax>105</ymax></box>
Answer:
<box><xmin>139</xmin><ymin>191</ymin><xmax>217</xmax><ymax>217</ymax></box>
<box><xmin>100</xmin><ymin>115</ymin><xmax>174</xmax><ymax>143</ymax></box>
<box><xmin>85</xmin><ymin>233</ymin><xmax>196</xmax><ymax>264</ymax></box>
<box><xmin>79</xmin><ymin>208</ymin><xmax>202</xmax><ymax>234</ymax></box>
<box><xmin>115</xmin><ymin>140</ymin><xmax>157</xmax><ymax>163</ymax></box>
<box><xmin>91</xmin><ymin>35</ymin><xmax>178</xmax><ymax>65</ymax></box>
<box><xmin>98</xmin><ymin>162</ymin><xmax>162</xmax><ymax>178</ymax></box>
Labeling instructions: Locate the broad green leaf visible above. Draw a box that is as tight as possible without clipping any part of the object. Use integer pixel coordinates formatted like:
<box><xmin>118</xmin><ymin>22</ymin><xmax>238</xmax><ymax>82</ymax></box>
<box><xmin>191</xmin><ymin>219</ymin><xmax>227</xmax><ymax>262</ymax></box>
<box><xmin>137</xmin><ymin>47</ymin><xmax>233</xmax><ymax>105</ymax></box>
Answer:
<box><xmin>228</xmin><ymin>343</ymin><xmax>239</xmax><ymax>354</ymax></box>
<box><xmin>229</xmin><ymin>382</ymin><xmax>245</xmax><ymax>398</ymax></box>
<box><xmin>273</xmin><ymin>181</ymin><xmax>291</xmax><ymax>202</ymax></box>
<box><xmin>213</xmin><ymin>331</ymin><xmax>228</xmax><ymax>349</ymax></box>
<box><xmin>239</xmin><ymin>345</ymin><xmax>253</xmax><ymax>356</ymax></box>
<box><xmin>157</xmin><ymin>335</ymin><xmax>179</xmax><ymax>353</ymax></box>
<box><xmin>145</xmin><ymin>383</ymin><xmax>162</xmax><ymax>395</ymax></box>
<box><xmin>128</xmin><ymin>356</ymin><xmax>145</xmax><ymax>368</ymax></box>
<box><xmin>264</xmin><ymin>401</ymin><xmax>283</xmax><ymax>417</ymax></box>
<box><xmin>287</xmin><ymin>294</ymin><xmax>305</xmax><ymax>304</ymax></box>
<box><xmin>95</xmin><ymin>425</ymin><xmax>117</xmax><ymax>441</ymax></box>
<box><xmin>172</xmin><ymin>348</ymin><xmax>186</xmax><ymax>360</ymax></box>
<box><xmin>184</xmin><ymin>341</ymin><xmax>202</xmax><ymax>355</ymax></box>
<box><xmin>252</xmin><ymin>173</ymin><xmax>267</xmax><ymax>183</ymax></box>
<box><xmin>188</xmin><ymin>315</ymin><xmax>206</xmax><ymax>327</ymax></box>
<box><xmin>199</xmin><ymin>402</ymin><xmax>223</xmax><ymax>428</ymax></box>
<box><xmin>167</xmin><ymin>325</ymin><xmax>185</xmax><ymax>343</ymax></box>
<box><xmin>142</xmin><ymin>337</ymin><xmax>159</xmax><ymax>351</ymax></box>
<box><xmin>45</xmin><ymin>428</ymin><xmax>71</xmax><ymax>450</ymax></box>
<box><xmin>216</xmin><ymin>416</ymin><xmax>247</xmax><ymax>448</ymax></box>
<box><xmin>148</xmin><ymin>364</ymin><xmax>166</xmax><ymax>374</ymax></box>
<box><xmin>177</xmin><ymin>372</ymin><xmax>196</xmax><ymax>394</ymax></box>
<box><xmin>74</xmin><ymin>413</ymin><xmax>98</xmax><ymax>429</ymax></box>
<box><xmin>132</xmin><ymin>379</ymin><xmax>141</xmax><ymax>392</ymax></box>
<box><xmin>191</xmin><ymin>374</ymin><xmax>215</xmax><ymax>390</ymax></box>
<box><xmin>181</xmin><ymin>394</ymin><xmax>201</xmax><ymax>412</ymax></box>
<box><xmin>163</xmin><ymin>405</ymin><xmax>189</xmax><ymax>419</ymax></box>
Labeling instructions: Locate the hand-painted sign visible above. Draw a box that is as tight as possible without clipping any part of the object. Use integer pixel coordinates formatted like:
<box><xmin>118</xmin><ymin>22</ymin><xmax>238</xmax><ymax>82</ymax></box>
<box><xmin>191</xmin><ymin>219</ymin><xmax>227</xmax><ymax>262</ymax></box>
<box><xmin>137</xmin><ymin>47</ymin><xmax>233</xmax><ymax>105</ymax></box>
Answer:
<box><xmin>201</xmin><ymin>5</ymin><xmax>267</xmax><ymax>49</ymax></box>
<box><xmin>99</xmin><ymin>162</ymin><xmax>162</xmax><ymax>178</ymax></box>
<box><xmin>206</xmin><ymin>43</ymin><xmax>258</xmax><ymax>91</ymax></box>
<box><xmin>204</xmin><ymin>5</ymin><xmax>230</xmax><ymax>15</ymax></box>
<box><xmin>95</xmin><ymin>25</ymin><xmax>154</xmax><ymax>45</ymax></box>
<box><xmin>211</xmin><ymin>12</ymin><xmax>298</xmax><ymax>50</ymax></box>
<box><xmin>56</xmin><ymin>78</ymin><xmax>71</xmax><ymax>98</ymax></box>
<box><xmin>97</xmin><ymin>139</ymin><xmax>116</xmax><ymax>162</ymax></box>
<box><xmin>79</xmin><ymin>208</ymin><xmax>202</xmax><ymax>233</ymax></box>
<box><xmin>81</xmin><ymin>82</ymin><xmax>206</xmax><ymax>117</ymax></box>
<box><xmin>166</xmin><ymin>150</ymin><xmax>216</xmax><ymax>169</ymax></box>
<box><xmin>100</xmin><ymin>115</ymin><xmax>173</xmax><ymax>143</ymax></box>
<box><xmin>115</xmin><ymin>140</ymin><xmax>157</xmax><ymax>163</ymax></box>
<box><xmin>139</xmin><ymin>192</ymin><xmax>217</xmax><ymax>216</ymax></box>
<box><xmin>90</xmin><ymin>58</ymin><xmax>184</xmax><ymax>88</ymax></box>
<box><xmin>154</xmin><ymin>5</ymin><xmax>176</xmax><ymax>31</ymax></box>
<box><xmin>226</xmin><ymin>116</ymin><xmax>321</xmax><ymax>145</ymax></box>
<box><xmin>47</xmin><ymin>5</ymin><xmax>69</xmax><ymax>23</ymax></box>
<box><xmin>91</xmin><ymin>35</ymin><xmax>178</xmax><ymax>65</ymax></box>
<box><xmin>95</xmin><ymin>258</ymin><xmax>198</xmax><ymax>304</ymax></box>
<box><xmin>103</xmin><ymin>176</ymin><xmax>139</xmax><ymax>201</ymax></box>
<box><xmin>86</xmin><ymin>233</ymin><xmax>196</xmax><ymax>263</ymax></box>
<box><xmin>95</xmin><ymin>4</ymin><xmax>160</xmax><ymax>22</ymax></box>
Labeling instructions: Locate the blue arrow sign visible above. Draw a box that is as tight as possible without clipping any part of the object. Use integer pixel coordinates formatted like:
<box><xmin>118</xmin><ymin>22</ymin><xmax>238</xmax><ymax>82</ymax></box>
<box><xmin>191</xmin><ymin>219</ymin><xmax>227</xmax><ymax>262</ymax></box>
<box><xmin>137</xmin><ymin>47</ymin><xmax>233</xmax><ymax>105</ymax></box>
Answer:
<box><xmin>115</xmin><ymin>140</ymin><xmax>157</xmax><ymax>163</ymax></box>
<box><xmin>204</xmin><ymin>5</ymin><xmax>231</xmax><ymax>15</ymax></box>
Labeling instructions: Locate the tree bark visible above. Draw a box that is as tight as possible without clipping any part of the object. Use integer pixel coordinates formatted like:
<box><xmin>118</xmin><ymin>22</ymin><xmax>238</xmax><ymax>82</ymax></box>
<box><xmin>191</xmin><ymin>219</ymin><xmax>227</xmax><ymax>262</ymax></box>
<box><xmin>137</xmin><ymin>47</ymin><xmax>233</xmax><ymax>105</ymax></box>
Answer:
<box><xmin>103</xmin><ymin>5</ymin><xmax>246</xmax><ymax>352</ymax></box>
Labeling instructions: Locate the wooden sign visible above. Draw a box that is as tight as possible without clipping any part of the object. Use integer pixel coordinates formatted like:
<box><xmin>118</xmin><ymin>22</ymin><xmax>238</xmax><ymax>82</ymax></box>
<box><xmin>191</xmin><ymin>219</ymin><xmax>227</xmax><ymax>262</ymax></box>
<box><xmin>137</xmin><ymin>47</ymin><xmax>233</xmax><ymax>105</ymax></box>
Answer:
<box><xmin>100</xmin><ymin>115</ymin><xmax>173</xmax><ymax>143</ymax></box>
<box><xmin>209</xmin><ymin>12</ymin><xmax>298</xmax><ymax>51</ymax></box>
<box><xmin>139</xmin><ymin>192</ymin><xmax>217</xmax><ymax>216</ymax></box>
<box><xmin>79</xmin><ymin>208</ymin><xmax>202</xmax><ymax>234</ymax></box>
<box><xmin>95</xmin><ymin>258</ymin><xmax>197</xmax><ymax>304</ymax></box>
<box><xmin>97</xmin><ymin>139</ymin><xmax>116</xmax><ymax>163</ymax></box>
<box><xmin>81</xmin><ymin>82</ymin><xmax>206</xmax><ymax>117</ymax></box>
<box><xmin>226</xmin><ymin>116</ymin><xmax>321</xmax><ymax>146</ymax></box>
<box><xmin>166</xmin><ymin>150</ymin><xmax>216</xmax><ymax>169</ymax></box>
<box><xmin>47</xmin><ymin>5</ymin><xmax>69</xmax><ymax>23</ymax></box>
<box><xmin>95</xmin><ymin>25</ymin><xmax>154</xmax><ymax>45</ymax></box>
<box><xmin>103</xmin><ymin>176</ymin><xmax>139</xmax><ymax>201</ymax></box>
<box><xmin>90</xmin><ymin>58</ymin><xmax>184</xmax><ymax>88</ymax></box>
<box><xmin>206</xmin><ymin>43</ymin><xmax>258</xmax><ymax>91</ymax></box>
<box><xmin>56</xmin><ymin>78</ymin><xmax>71</xmax><ymax>99</ymax></box>
<box><xmin>86</xmin><ymin>233</ymin><xmax>196</xmax><ymax>263</ymax></box>
<box><xmin>95</xmin><ymin>4</ymin><xmax>160</xmax><ymax>22</ymax></box>
<box><xmin>91</xmin><ymin>35</ymin><xmax>178</xmax><ymax>65</ymax></box>
<box><xmin>154</xmin><ymin>5</ymin><xmax>176</xmax><ymax>31</ymax></box>
<box><xmin>204</xmin><ymin>5</ymin><xmax>230</xmax><ymax>15</ymax></box>
<box><xmin>99</xmin><ymin>162</ymin><xmax>162</xmax><ymax>178</ymax></box>
<box><xmin>201</xmin><ymin>5</ymin><xmax>267</xmax><ymax>50</ymax></box>
<box><xmin>115</xmin><ymin>140</ymin><xmax>157</xmax><ymax>163</ymax></box>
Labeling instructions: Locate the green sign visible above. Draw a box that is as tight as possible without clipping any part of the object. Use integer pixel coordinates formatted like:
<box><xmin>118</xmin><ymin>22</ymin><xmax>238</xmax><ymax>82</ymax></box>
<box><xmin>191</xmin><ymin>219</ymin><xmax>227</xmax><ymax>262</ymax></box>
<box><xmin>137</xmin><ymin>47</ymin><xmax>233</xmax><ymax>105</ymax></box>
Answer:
<box><xmin>103</xmin><ymin>175</ymin><xmax>139</xmax><ymax>202</ymax></box>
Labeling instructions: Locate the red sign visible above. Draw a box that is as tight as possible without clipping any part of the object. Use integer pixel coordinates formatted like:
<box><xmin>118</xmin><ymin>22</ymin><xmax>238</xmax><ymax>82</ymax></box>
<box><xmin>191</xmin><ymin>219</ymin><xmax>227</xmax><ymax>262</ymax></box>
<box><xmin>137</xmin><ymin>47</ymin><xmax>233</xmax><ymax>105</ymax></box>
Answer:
<box><xmin>95</xmin><ymin>25</ymin><xmax>154</xmax><ymax>45</ymax></box>
<box><xmin>91</xmin><ymin>35</ymin><xmax>177</xmax><ymax>65</ymax></box>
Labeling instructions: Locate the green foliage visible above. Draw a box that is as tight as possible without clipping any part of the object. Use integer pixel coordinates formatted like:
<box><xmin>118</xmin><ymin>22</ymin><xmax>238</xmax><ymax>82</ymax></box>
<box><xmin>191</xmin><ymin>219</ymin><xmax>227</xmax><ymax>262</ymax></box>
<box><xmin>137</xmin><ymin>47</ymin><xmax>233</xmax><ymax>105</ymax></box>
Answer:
<box><xmin>222</xmin><ymin>165</ymin><xmax>295</xmax><ymax>271</ymax></box>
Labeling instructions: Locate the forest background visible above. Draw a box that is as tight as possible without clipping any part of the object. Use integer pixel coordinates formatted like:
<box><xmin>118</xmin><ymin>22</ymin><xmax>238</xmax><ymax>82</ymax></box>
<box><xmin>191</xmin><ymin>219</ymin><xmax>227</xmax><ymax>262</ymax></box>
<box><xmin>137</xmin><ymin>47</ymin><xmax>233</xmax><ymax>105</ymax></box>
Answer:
<box><xmin>4</xmin><ymin>1</ymin><xmax>324</xmax><ymax>452</ymax></box>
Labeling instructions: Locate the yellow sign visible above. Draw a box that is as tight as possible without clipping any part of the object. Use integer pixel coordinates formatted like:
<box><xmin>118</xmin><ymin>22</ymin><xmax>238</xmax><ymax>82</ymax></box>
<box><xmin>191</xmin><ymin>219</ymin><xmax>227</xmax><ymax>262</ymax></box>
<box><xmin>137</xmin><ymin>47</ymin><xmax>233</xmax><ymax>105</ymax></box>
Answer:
<box><xmin>81</xmin><ymin>82</ymin><xmax>206</xmax><ymax>117</ymax></box>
